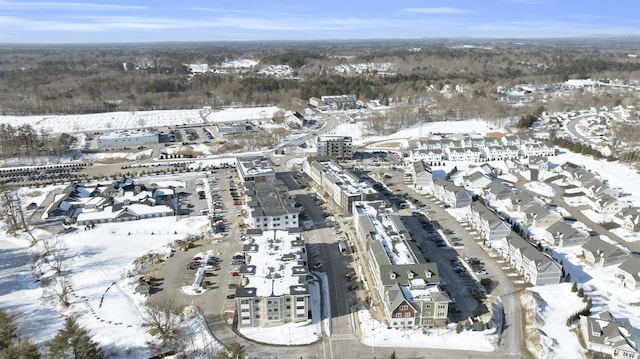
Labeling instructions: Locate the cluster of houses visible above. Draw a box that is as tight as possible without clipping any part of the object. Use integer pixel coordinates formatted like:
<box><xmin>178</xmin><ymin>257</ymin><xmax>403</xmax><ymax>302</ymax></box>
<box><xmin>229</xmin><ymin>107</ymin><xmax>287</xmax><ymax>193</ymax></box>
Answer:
<box><xmin>554</xmin><ymin>162</ymin><xmax>636</xmax><ymax>218</ymax></box>
<box><xmin>410</xmin><ymin>134</ymin><xmax>556</xmax><ymax>164</ymax></box>
<box><xmin>45</xmin><ymin>178</ymin><xmax>176</xmax><ymax>225</ymax></box>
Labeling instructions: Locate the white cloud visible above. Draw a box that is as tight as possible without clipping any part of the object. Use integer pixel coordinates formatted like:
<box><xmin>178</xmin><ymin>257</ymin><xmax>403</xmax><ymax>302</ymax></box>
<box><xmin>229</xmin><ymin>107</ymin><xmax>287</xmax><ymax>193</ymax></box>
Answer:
<box><xmin>401</xmin><ymin>7</ymin><xmax>469</xmax><ymax>14</ymax></box>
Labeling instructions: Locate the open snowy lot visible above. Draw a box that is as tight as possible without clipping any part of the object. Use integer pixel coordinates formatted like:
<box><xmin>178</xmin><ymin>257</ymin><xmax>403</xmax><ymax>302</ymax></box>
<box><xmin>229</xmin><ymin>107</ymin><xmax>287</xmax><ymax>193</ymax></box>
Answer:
<box><xmin>0</xmin><ymin>172</ymin><xmax>219</xmax><ymax>358</ymax></box>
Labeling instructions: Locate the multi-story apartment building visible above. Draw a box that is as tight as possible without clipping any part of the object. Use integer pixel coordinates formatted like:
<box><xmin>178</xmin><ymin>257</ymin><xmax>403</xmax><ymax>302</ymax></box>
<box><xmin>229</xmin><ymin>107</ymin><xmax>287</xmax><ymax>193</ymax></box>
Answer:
<box><xmin>244</xmin><ymin>180</ymin><xmax>299</xmax><ymax>230</ymax></box>
<box><xmin>303</xmin><ymin>159</ymin><xmax>378</xmax><ymax>214</ymax></box>
<box><xmin>235</xmin><ymin>229</ymin><xmax>311</xmax><ymax>328</ymax></box>
<box><xmin>352</xmin><ymin>200</ymin><xmax>450</xmax><ymax>328</ymax></box>
<box><xmin>316</xmin><ymin>135</ymin><xmax>353</xmax><ymax>160</ymax></box>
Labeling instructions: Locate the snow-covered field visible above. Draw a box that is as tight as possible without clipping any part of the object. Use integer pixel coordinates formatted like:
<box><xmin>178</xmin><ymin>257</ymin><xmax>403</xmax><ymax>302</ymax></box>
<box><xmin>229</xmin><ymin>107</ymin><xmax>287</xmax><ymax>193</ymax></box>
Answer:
<box><xmin>0</xmin><ymin>106</ymin><xmax>283</xmax><ymax>134</ymax></box>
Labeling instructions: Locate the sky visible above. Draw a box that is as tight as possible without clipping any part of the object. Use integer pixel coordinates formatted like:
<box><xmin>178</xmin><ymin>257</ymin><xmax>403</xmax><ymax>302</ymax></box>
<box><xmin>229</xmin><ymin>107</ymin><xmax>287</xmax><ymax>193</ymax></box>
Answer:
<box><xmin>0</xmin><ymin>0</ymin><xmax>639</xmax><ymax>43</ymax></box>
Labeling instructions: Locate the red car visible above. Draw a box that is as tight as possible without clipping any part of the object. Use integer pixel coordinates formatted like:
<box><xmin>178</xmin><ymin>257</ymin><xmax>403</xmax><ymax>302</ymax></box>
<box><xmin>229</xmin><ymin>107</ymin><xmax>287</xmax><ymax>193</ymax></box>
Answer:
<box><xmin>231</xmin><ymin>272</ymin><xmax>240</xmax><ymax>277</ymax></box>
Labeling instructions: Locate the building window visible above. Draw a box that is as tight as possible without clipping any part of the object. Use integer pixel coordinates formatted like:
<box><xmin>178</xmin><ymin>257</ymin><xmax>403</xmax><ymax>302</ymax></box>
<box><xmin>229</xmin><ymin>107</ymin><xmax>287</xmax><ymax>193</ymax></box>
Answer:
<box><xmin>405</xmin><ymin>312</ymin><xmax>411</xmax><ymax>318</ymax></box>
<box><xmin>395</xmin><ymin>313</ymin><xmax>402</xmax><ymax>318</ymax></box>
<box><xmin>400</xmin><ymin>305</ymin><xmax>408</xmax><ymax>310</ymax></box>
<box><xmin>286</xmin><ymin>305</ymin><xmax>291</xmax><ymax>310</ymax></box>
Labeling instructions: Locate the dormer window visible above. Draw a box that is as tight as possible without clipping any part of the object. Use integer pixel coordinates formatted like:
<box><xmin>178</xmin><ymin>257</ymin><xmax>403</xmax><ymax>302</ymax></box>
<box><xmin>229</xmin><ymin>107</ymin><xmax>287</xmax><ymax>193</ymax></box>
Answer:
<box><xmin>389</xmin><ymin>271</ymin><xmax>396</xmax><ymax>279</ymax></box>
<box><xmin>424</xmin><ymin>271</ymin><xmax>432</xmax><ymax>278</ymax></box>
<box><xmin>407</xmin><ymin>270</ymin><xmax>414</xmax><ymax>279</ymax></box>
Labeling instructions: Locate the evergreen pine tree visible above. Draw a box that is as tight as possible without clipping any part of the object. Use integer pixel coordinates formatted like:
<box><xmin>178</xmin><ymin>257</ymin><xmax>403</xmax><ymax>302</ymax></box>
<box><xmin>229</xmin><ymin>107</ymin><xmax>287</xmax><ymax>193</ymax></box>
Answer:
<box><xmin>48</xmin><ymin>316</ymin><xmax>104</xmax><ymax>359</ymax></box>
<box><xmin>565</xmin><ymin>273</ymin><xmax>571</xmax><ymax>282</ymax></box>
<box><xmin>571</xmin><ymin>282</ymin><xmax>577</xmax><ymax>292</ymax></box>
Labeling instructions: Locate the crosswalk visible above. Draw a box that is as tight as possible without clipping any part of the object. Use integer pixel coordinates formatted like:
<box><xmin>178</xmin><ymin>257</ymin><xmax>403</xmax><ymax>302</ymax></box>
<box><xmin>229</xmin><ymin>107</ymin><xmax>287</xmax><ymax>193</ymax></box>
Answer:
<box><xmin>330</xmin><ymin>333</ymin><xmax>356</xmax><ymax>341</ymax></box>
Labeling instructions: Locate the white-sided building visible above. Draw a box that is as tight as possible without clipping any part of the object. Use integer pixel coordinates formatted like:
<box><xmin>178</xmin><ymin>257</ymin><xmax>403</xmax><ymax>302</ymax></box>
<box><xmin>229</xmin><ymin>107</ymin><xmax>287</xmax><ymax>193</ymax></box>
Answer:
<box><xmin>316</xmin><ymin>135</ymin><xmax>353</xmax><ymax>160</ymax></box>
<box><xmin>244</xmin><ymin>180</ymin><xmax>299</xmax><ymax>231</ymax></box>
<box><xmin>97</xmin><ymin>129</ymin><xmax>158</xmax><ymax>149</ymax></box>
<box><xmin>236</xmin><ymin>157</ymin><xmax>277</xmax><ymax>184</ymax></box>
<box><xmin>235</xmin><ymin>229</ymin><xmax>310</xmax><ymax>328</ymax></box>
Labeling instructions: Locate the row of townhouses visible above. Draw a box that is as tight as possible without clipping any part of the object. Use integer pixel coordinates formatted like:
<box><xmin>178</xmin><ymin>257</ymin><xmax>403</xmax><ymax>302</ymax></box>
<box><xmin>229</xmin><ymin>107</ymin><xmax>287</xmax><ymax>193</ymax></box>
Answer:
<box><xmin>465</xmin><ymin>201</ymin><xmax>563</xmax><ymax>286</ymax></box>
<box><xmin>410</xmin><ymin>134</ymin><xmax>555</xmax><ymax>163</ymax></box>
<box><xmin>352</xmin><ymin>200</ymin><xmax>450</xmax><ymax>328</ymax></box>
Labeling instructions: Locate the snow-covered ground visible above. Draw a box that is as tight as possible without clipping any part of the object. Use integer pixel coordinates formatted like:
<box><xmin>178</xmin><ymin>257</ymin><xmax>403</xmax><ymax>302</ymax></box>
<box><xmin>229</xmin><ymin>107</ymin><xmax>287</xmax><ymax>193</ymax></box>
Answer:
<box><xmin>0</xmin><ymin>171</ymin><xmax>225</xmax><ymax>358</ymax></box>
<box><xmin>357</xmin><ymin>306</ymin><xmax>499</xmax><ymax>351</ymax></box>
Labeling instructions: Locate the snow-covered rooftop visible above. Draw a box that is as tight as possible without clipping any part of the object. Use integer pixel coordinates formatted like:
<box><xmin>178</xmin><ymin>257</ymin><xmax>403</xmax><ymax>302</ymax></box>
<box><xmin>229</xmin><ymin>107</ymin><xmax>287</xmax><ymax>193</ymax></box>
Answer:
<box><xmin>241</xmin><ymin>230</ymin><xmax>308</xmax><ymax>297</ymax></box>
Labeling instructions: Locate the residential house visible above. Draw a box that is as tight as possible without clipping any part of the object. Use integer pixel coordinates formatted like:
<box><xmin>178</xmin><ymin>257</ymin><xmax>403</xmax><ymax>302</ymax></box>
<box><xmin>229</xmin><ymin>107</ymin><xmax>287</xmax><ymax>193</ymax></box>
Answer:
<box><xmin>510</xmin><ymin>192</ymin><xmax>545</xmax><ymax>212</ymax></box>
<box><xmin>462</xmin><ymin>171</ymin><xmax>493</xmax><ymax>192</ymax></box>
<box><xmin>433</xmin><ymin>178</ymin><xmax>472</xmax><ymax>208</ymax></box>
<box><xmin>542</xmin><ymin>221</ymin><xmax>589</xmax><ymax>247</ymax></box>
<box><xmin>615</xmin><ymin>256</ymin><xmax>640</xmax><ymax>292</ymax></box>
<box><xmin>412</xmin><ymin>161</ymin><xmax>434</xmax><ymax>192</ymax></box>
<box><xmin>467</xmin><ymin>202</ymin><xmax>512</xmax><ymax>241</ymax></box>
<box><xmin>500</xmin><ymin>233</ymin><xmax>562</xmax><ymax>286</ymax></box>
<box><xmin>581</xmin><ymin>238</ymin><xmax>628</xmax><ymax>267</ymax></box>
<box><xmin>615</xmin><ymin>208</ymin><xmax>640</xmax><ymax>232</ymax></box>
<box><xmin>410</xmin><ymin>149</ymin><xmax>444</xmax><ymax>165</ymax></box>
<box><xmin>590</xmin><ymin>194</ymin><xmax>631</xmax><ymax>214</ymax></box>
<box><xmin>484</xmin><ymin>182</ymin><xmax>514</xmax><ymax>202</ymax></box>
<box><xmin>580</xmin><ymin>312</ymin><xmax>639</xmax><ymax>359</ymax></box>
<box><xmin>528</xmin><ymin>156</ymin><xmax>549</xmax><ymax>171</ymax></box>
<box><xmin>522</xmin><ymin>204</ymin><xmax>562</xmax><ymax>228</ymax></box>
<box><xmin>446</xmin><ymin>147</ymin><xmax>481</xmax><ymax>162</ymax></box>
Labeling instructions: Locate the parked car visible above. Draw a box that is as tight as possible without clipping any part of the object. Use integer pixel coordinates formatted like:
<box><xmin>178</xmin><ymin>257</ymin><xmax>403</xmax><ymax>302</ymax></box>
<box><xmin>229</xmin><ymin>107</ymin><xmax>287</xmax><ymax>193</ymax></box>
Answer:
<box><xmin>345</xmin><ymin>271</ymin><xmax>356</xmax><ymax>279</ymax></box>
<box><xmin>348</xmin><ymin>284</ymin><xmax>358</xmax><ymax>291</ymax></box>
<box><xmin>313</xmin><ymin>262</ymin><xmax>323</xmax><ymax>269</ymax></box>
<box><xmin>226</xmin><ymin>294</ymin><xmax>235</xmax><ymax>299</ymax></box>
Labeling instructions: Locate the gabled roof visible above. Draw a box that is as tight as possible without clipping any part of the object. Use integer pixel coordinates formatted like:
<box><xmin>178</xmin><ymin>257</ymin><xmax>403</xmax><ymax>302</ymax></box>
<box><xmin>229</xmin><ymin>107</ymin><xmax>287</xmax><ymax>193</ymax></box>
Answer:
<box><xmin>582</xmin><ymin>237</ymin><xmax>627</xmax><ymax>259</ymax></box>
<box><xmin>618</xmin><ymin>256</ymin><xmax>640</xmax><ymax>282</ymax></box>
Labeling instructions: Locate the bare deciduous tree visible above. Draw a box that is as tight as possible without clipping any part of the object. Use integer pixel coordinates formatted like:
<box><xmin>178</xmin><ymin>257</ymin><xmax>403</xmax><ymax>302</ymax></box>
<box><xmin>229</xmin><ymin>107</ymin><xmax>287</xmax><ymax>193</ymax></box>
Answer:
<box><xmin>0</xmin><ymin>184</ymin><xmax>36</xmax><ymax>244</ymax></box>
<box><xmin>141</xmin><ymin>299</ymin><xmax>183</xmax><ymax>348</ymax></box>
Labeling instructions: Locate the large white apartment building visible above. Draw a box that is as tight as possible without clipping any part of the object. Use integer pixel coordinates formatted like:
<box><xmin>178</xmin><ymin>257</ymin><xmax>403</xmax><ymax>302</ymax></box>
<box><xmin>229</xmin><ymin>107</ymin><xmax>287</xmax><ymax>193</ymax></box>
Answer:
<box><xmin>235</xmin><ymin>229</ymin><xmax>311</xmax><ymax>328</ymax></box>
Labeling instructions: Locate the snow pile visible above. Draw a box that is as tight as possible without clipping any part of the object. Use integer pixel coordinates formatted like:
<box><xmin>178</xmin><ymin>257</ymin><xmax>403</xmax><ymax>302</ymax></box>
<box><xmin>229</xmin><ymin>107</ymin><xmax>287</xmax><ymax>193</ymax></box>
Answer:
<box><xmin>523</xmin><ymin>181</ymin><xmax>556</xmax><ymax>198</ymax></box>
<box><xmin>522</xmin><ymin>284</ymin><xmax>587</xmax><ymax>359</ymax></box>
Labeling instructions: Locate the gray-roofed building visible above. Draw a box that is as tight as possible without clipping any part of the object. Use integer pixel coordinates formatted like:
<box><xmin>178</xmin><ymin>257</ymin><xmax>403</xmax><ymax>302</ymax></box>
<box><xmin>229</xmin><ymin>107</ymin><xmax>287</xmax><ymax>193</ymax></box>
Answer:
<box><xmin>615</xmin><ymin>256</ymin><xmax>640</xmax><ymax>292</ymax></box>
<box><xmin>500</xmin><ymin>233</ymin><xmax>562</xmax><ymax>286</ymax></box>
<box><xmin>579</xmin><ymin>312</ymin><xmax>639</xmax><ymax>359</ymax></box>
<box><xmin>352</xmin><ymin>201</ymin><xmax>449</xmax><ymax>328</ymax></box>
<box><xmin>484</xmin><ymin>182</ymin><xmax>514</xmax><ymax>202</ymax></box>
<box><xmin>581</xmin><ymin>238</ymin><xmax>628</xmax><ymax>267</ymax></box>
<box><xmin>303</xmin><ymin>159</ymin><xmax>377</xmax><ymax>214</ymax></box>
<box><xmin>463</xmin><ymin>171</ymin><xmax>493</xmax><ymax>191</ymax></box>
<box><xmin>244</xmin><ymin>180</ymin><xmax>299</xmax><ymax>230</ymax></box>
<box><xmin>522</xmin><ymin>204</ymin><xmax>562</xmax><ymax>228</ymax></box>
<box><xmin>235</xmin><ymin>229</ymin><xmax>310</xmax><ymax>328</ymax></box>
<box><xmin>592</xmin><ymin>194</ymin><xmax>631</xmax><ymax>214</ymax></box>
<box><xmin>433</xmin><ymin>178</ymin><xmax>472</xmax><ymax>208</ymax></box>
<box><xmin>412</xmin><ymin>161</ymin><xmax>433</xmax><ymax>191</ymax></box>
<box><xmin>236</xmin><ymin>157</ymin><xmax>277</xmax><ymax>184</ymax></box>
<box><xmin>615</xmin><ymin>208</ymin><xmax>640</xmax><ymax>232</ymax></box>
<box><xmin>510</xmin><ymin>192</ymin><xmax>545</xmax><ymax>212</ymax></box>
<box><xmin>467</xmin><ymin>202</ymin><xmax>512</xmax><ymax>241</ymax></box>
<box><xmin>542</xmin><ymin>221</ymin><xmax>590</xmax><ymax>247</ymax></box>
<box><xmin>97</xmin><ymin>129</ymin><xmax>158</xmax><ymax>149</ymax></box>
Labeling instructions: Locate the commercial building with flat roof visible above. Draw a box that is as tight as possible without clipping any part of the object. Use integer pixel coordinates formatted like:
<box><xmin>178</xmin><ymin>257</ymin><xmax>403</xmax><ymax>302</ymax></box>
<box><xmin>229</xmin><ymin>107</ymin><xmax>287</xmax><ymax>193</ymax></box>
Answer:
<box><xmin>97</xmin><ymin>129</ymin><xmax>158</xmax><ymax>149</ymax></box>
<box><xmin>235</xmin><ymin>229</ymin><xmax>311</xmax><ymax>328</ymax></box>
<box><xmin>236</xmin><ymin>157</ymin><xmax>277</xmax><ymax>183</ymax></box>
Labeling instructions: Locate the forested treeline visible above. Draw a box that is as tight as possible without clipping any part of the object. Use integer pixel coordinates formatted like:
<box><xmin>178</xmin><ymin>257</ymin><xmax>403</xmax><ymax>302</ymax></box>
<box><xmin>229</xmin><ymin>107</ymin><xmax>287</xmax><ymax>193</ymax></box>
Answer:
<box><xmin>1</xmin><ymin>40</ymin><xmax>640</xmax><ymax>116</ymax></box>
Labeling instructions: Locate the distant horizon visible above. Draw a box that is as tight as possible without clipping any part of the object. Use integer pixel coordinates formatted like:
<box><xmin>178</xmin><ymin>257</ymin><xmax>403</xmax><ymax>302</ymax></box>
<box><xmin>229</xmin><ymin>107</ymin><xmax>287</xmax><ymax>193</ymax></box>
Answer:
<box><xmin>2</xmin><ymin>0</ymin><xmax>640</xmax><ymax>44</ymax></box>
<box><xmin>1</xmin><ymin>34</ymin><xmax>640</xmax><ymax>47</ymax></box>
